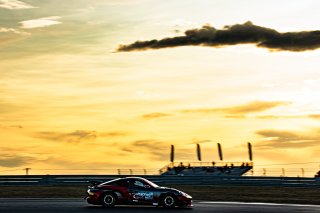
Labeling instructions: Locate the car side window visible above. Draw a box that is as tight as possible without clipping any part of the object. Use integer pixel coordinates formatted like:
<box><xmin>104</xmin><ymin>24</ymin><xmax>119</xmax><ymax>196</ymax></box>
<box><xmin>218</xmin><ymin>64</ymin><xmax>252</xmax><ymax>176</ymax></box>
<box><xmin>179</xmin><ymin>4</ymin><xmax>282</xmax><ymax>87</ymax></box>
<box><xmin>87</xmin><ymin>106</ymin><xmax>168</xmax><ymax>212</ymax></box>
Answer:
<box><xmin>118</xmin><ymin>180</ymin><xmax>129</xmax><ymax>187</ymax></box>
<box><xmin>133</xmin><ymin>180</ymin><xmax>145</xmax><ymax>188</ymax></box>
<box><xmin>106</xmin><ymin>180</ymin><xmax>118</xmax><ymax>186</ymax></box>
<box><xmin>131</xmin><ymin>180</ymin><xmax>152</xmax><ymax>189</ymax></box>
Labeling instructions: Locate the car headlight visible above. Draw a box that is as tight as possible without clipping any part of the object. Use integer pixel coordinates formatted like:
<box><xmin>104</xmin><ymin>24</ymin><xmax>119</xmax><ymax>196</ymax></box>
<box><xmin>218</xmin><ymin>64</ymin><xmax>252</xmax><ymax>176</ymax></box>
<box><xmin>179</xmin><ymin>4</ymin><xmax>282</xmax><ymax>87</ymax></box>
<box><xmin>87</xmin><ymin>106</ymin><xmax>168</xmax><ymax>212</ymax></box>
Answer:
<box><xmin>87</xmin><ymin>189</ymin><xmax>95</xmax><ymax>196</ymax></box>
<box><xmin>179</xmin><ymin>191</ymin><xmax>191</xmax><ymax>198</ymax></box>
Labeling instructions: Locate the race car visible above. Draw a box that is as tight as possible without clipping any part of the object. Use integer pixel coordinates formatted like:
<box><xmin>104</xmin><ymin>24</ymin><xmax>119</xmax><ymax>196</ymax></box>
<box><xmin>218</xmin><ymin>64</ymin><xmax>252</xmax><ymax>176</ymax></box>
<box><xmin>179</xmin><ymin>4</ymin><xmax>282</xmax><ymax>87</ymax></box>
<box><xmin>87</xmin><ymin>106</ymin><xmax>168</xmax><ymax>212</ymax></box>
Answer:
<box><xmin>85</xmin><ymin>177</ymin><xmax>192</xmax><ymax>208</ymax></box>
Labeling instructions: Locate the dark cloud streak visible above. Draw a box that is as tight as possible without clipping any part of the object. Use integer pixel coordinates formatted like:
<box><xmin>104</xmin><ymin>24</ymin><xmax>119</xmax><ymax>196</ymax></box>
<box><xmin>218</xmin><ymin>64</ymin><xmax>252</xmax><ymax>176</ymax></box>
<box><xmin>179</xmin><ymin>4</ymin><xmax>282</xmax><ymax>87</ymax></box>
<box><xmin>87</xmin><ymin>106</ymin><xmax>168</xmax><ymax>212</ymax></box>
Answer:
<box><xmin>121</xmin><ymin>139</ymin><xmax>169</xmax><ymax>161</ymax></box>
<box><xmin>34</xmin><ymin>130</ymin><xmax>97</xmax><ymax>143</ymax></box>
<box><xmin>33</xmin><ymin>130</ymin><xmax>129</xmax><ymax>143</ymax></box>
<box><xmin>99</xmin><ymin>131</ymin><xmax>129</xmax><ymax>137</ymax></box>
<box><xmin>0</xmin><ymin>155</ymin><xmax>35</xmax><ymax>167</ymax></box>
<box><xmin>117</xmin><ymin>21</ymin><xmax>320</xmax><ymax>52</ymax></box>
<box><xmin>255</xmin><ymin>129</ymin><xmax>320</xmax><ymax>149</ymax></box>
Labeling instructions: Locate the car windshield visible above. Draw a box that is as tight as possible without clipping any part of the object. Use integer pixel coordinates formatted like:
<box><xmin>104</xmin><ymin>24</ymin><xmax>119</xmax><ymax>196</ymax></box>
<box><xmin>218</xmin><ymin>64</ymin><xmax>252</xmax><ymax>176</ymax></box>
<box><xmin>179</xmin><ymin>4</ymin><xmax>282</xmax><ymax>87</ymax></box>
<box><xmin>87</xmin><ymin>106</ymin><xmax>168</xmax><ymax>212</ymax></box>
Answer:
<box><xmin>100</xmin><ymin>178</ymin><xmax>122</xmax><ymax>186</ymax></box>
<box><xmin>100</xmin><ymin>178</ymin><xmax>159</xmax><ymax>188</ymax></box>
<box><xmin>143</xmin><ymin>178</ymin><xmax>159</xmax><ymax>188</ymax></box>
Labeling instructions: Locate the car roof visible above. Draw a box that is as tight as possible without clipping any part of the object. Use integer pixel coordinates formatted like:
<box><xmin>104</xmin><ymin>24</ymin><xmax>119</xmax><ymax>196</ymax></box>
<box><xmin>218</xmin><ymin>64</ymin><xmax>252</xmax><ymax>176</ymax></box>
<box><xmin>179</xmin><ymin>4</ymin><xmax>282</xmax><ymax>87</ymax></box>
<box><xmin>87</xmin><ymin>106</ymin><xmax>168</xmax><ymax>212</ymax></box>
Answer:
<box><xmin>122</xmin><ymin>177</ymin><xmax>147</xmax><ymax>181</ymax></box>
<box><xmin>101</xmin><ymin>177</ymin><xmax>143</xmax><ymax>184</ymax></box>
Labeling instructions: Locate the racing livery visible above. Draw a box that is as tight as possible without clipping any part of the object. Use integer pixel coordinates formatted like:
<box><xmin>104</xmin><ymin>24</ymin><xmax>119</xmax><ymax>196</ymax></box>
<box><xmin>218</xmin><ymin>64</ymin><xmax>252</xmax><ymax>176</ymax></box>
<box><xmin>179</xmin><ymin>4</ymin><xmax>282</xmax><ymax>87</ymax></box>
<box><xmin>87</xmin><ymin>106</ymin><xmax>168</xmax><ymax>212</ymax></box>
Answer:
<box><xmin>85</xmin><ymin>177</ymin><xmax>192</xmax><ymax>208</ymax></box>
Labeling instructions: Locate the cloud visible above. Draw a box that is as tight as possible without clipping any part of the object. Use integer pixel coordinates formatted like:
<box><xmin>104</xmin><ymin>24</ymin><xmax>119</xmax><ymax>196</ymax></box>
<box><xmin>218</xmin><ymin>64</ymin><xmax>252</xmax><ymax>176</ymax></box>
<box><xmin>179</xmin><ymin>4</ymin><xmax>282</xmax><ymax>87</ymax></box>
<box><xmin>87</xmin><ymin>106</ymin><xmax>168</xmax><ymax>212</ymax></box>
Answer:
<box><xmin>0</xmin><ymin>101</ymin><xmax>23</xmax><ymax>113</ymax></box>
<box><xmin>181</xmin><ymin>101</ymin><xmax>289</xmax><ymax>115</ymax></box>
<box><xmin>0</xmin><ymin>27</ymin><xmax>28</xmax><ymax>35</ymax></box>
<box><xmin>222</xmin><ymin>101</ymin><xmax>289</xmax><ymax>114</ymax></box>
<box><xmin>0</xmin><ymin>0</ymin><xmax>35</xmax><ymax>9</ymax></box>
<box><xmin>255</xmin><ymin>115</ymin><xmax>293</xmax><ymax>119</ymax></box>
<box><xmin>255</xmin><ymin>129</ymin><xmax>320</xmax><ymax>149</ymax></box>
<box><xmin>33</xmin><ymin>130</ymin><xmax>128</xmax><ymax>143</ymax></box>
<box><xmin>0</xmin><ymin>124</ymin><xmax>23</xmax><ymax>129</ymax></box>
<box><xmin>99</xmin><ymin>131</ymin><xmax>129</xmax><ymax>137</ymax></box>
<box><xmin>0</xmin><ymin>155</ymin><xmax>34</xmax><ymax>167</ymax></box>
<box><xmin>224</xmin><ymin>115</ymin><xmax>246</xmax><ymax>119</ymax></box>
<box><xmin>41</xmin><ymin>155</ymin><xmax>141</xmax><ymax>170</ymax></box>
<box><xmin>0</xmin><ymin>26</ymin><xmax>29</xmax><ymax>48</ymax></box>
<box><xmin>255</xmin><ymin>114</ymin><xmax>317</xmax><ymax>119</ymax></box>
<box><xmin>20</xmin><ymin>16</ymin><xmax>61</xmax><ymax>29</ymax></box>
<box><xmin>121</xmin><ymin>140</ymin><xmax>195</xmax><ymax>161</ymax></box>
<box><xmin>0</xmin><ymin>27</ymin><xmax>30</xmax><ymax>46</ymax></box>
<box><xmin>91</xmin><ymin>0</ymin><xmax>148</xmax><ymax>6</ymax></box>
<box><xmin>249</xmin><ymin>114</ymin><xmax>320</xmax><ymax>120</ymax></box>
<box><xmin>121</xmin><ymin>140</ymin><xmax>170</xmax><ymax>161</ymax></box>
<box><xmin>308</xmin><ymin>114</ymin><xmax>320</xmax><ymax>119</ymax></box>
<box><xmin>219</xmin><ymin>113</ymin><xmax>320</xmax><ymax>120</ymax></box>
<box><xmin>34</xmin><ymin>130</ymin><xmax>97</xmax><ymax>143</ymax></box>
<box><xmin>190</xmin><ymin>139</ymin><xmax>212</xmax><ymax>144</ymax></box>
<box><xmin>117</xmin><ymin>21</ymin><xmax>320</xmax><ymax>52</ymax></box>
<box><xmin>142</xmin><ymin>112</ymin><xmax>172</xmax><ymax>119</ymax></box>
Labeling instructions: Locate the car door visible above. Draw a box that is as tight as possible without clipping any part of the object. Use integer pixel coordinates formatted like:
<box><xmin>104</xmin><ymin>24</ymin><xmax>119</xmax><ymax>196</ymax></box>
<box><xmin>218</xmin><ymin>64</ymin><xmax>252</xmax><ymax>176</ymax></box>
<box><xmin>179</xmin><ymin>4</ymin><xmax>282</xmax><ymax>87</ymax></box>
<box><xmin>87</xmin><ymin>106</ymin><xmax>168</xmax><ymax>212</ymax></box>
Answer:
<box><xmin>114</xmin><ymin>179</ymin><xmax>131</xmax><ymax>203</ymax></box>
<box><xmin>128</xmin><ymin>179</ymin><xmax>155</xmax><ymax>205</ymax></box>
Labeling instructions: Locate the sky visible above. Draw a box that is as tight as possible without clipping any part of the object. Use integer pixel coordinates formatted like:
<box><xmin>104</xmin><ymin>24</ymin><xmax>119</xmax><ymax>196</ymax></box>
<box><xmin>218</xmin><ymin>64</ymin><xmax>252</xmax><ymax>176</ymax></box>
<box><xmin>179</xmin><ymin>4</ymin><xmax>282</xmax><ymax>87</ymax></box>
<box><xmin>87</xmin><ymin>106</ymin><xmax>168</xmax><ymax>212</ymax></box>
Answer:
<box><xmin>1</xmin><ymin>0</ymin><xmax>320</xmax><ymax>176</ymax></box>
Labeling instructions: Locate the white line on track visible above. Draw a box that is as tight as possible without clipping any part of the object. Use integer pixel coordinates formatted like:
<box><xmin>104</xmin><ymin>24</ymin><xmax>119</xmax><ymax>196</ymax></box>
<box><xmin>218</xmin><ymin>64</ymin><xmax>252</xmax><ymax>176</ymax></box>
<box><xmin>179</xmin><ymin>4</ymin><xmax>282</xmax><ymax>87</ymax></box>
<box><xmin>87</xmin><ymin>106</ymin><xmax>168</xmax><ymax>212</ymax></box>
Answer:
<box><xmin>199</xmin><ymin>201</ymin><xmax>320</xmax><ymax>208</ymax></box>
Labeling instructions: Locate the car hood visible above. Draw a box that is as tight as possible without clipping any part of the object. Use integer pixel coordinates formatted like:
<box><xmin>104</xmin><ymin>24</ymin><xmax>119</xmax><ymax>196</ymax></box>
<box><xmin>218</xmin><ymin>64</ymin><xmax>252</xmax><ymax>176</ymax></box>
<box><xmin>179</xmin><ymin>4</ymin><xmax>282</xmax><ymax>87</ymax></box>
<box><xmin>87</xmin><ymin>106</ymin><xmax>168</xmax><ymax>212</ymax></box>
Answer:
<box><xmin>157</xmin><ymin>187</ymin><xmax>192</xmax><ymax>198</ymax></box>
<box><xmin>156</xmin><ymin>186</ymin><xmax>182</xmax><ymax>193</ymax></box>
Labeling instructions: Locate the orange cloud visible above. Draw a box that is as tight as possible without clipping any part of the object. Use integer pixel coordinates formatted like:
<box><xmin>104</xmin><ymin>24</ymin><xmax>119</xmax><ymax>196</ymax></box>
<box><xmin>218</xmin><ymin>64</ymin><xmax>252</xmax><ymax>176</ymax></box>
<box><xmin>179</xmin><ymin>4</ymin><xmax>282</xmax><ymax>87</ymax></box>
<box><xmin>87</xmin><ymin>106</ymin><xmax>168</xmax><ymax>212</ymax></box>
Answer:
<box><xmin>142</xmin><ymin>112</ymin><xmax>172</xmax><ymax>119</ymax></box>
<box><xmin>308</xmin><ymin>114</ymin><xmax>320</xmax><ymax>119</ymax></box>
<box><xmin>181</xmin><ymin>101</ymin><xmax>289</xmax><ymax>115</ymax></box>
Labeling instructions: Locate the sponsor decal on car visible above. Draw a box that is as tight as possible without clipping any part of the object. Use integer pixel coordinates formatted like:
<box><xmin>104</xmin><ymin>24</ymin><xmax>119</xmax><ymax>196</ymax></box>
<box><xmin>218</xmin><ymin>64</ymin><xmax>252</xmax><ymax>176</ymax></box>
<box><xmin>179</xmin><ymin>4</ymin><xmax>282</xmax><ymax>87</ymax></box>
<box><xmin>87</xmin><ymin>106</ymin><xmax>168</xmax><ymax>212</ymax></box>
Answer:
<box><xmin>133</xmin><ymin>192</ymin><xmax>154</xmax><ymax>200</ymax></box>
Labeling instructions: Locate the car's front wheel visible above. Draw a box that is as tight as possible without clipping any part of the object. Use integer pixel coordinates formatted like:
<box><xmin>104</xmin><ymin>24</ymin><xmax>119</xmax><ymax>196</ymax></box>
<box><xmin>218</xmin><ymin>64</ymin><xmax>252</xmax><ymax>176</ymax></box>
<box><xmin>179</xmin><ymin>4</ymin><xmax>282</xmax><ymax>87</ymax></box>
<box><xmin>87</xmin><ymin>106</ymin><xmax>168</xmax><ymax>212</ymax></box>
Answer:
<box><xmin>101</xmin><ymin>192</ymin><xmax>117</xmax><ymax>208</ymax></box>
<box><xmin>161</xmin><ymin>194</ymin><xmax>176</xmax><ymax>208</ymax></box>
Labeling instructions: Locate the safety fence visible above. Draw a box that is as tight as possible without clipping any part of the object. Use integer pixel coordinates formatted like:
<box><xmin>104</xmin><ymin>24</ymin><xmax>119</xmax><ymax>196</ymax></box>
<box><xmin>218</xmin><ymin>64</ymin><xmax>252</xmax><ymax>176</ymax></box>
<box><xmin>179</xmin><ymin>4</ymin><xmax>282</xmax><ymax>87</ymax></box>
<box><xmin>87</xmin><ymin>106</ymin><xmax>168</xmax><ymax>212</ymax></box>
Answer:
<box><xmin>0</xmin><ymin>175</ymin><xmax>319</xmax><ymax>187</ymax></box>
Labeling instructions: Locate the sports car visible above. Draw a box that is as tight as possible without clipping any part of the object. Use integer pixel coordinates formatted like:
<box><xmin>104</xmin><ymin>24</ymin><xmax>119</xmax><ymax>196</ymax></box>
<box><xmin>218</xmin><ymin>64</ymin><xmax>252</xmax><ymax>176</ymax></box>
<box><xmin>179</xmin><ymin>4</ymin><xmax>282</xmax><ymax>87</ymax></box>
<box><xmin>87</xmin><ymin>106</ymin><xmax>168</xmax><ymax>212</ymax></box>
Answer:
<box><xmin>85</xmin><ymin>177</ymin><xmax>192</xmax><ymax>208</ymax></box>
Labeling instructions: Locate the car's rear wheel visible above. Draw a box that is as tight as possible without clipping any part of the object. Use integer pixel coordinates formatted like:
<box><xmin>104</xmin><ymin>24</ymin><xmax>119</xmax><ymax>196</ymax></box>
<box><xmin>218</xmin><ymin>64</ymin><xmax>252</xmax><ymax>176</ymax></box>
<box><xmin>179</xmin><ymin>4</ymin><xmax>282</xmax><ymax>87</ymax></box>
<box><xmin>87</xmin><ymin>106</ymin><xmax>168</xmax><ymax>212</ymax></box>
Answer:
<box><xmin>161</xmin><ymin>194</ymin><xmax>176</xmax><ymax>208</ymax></box>
<box><xmin>101</xmin><ymin>192</ymin><xmax>117</xmax><ymax>208</ymax></box>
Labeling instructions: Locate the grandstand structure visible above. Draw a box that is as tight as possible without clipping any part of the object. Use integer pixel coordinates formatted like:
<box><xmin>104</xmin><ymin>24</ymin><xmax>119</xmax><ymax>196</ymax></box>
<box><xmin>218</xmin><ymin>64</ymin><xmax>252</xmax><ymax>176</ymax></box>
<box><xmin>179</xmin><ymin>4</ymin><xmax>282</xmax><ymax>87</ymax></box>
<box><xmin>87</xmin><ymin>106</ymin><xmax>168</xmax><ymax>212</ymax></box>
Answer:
<box><xmin>160</xmin><ymin>162</ymin><xmax>253</xmax><ymax>176</ymax></box>
<box><xmin>159</xmin><ymin>143</ymin><xmax>254</xmax><ymax>176</ymax></box>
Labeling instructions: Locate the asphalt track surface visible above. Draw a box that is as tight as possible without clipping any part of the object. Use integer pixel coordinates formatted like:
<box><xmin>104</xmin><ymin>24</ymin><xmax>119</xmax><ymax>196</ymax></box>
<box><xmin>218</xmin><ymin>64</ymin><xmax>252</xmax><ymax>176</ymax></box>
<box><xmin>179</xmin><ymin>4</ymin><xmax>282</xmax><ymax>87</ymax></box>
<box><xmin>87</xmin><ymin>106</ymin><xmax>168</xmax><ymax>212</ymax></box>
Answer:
<box><xmin>0</xmin><ymin>199</ymin><xmax>319</xmax><ymax>213</ymax></box>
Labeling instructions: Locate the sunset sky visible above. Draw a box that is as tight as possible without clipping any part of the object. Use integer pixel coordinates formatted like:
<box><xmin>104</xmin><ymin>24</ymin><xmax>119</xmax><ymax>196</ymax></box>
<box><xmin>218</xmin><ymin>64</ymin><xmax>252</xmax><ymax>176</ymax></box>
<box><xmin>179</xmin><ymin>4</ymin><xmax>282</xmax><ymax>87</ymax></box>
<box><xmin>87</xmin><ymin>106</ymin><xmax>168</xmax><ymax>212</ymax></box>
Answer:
<box><xmin>1</xmin><ymin>0</ymin><xmax>320</xmax><ymax>176</ymax></box>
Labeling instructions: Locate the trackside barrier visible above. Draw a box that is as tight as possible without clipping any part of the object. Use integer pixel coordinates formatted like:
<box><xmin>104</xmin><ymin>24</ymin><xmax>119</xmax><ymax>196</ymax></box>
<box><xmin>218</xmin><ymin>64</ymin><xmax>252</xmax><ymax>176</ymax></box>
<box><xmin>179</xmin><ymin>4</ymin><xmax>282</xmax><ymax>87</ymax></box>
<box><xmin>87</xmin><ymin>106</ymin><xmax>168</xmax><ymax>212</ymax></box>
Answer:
<box><xmin>0</xmin><ymin>175</ymin><xmax>319</xmax><ymax>187</ymax></box>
